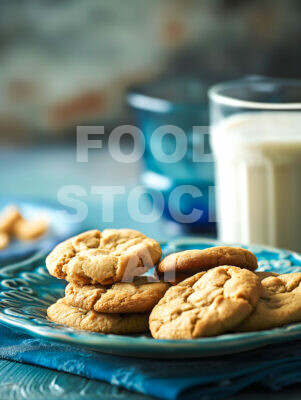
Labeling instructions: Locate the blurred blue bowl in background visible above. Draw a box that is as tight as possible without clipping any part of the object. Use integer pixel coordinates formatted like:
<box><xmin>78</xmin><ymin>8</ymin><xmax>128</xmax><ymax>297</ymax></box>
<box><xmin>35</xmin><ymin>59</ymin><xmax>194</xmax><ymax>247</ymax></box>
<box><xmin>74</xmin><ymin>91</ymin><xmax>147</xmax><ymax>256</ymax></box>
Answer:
<box><xmin>127</xmin><ymin>76</ymin><xmax>216</xmax><ymax>235</ymax></box>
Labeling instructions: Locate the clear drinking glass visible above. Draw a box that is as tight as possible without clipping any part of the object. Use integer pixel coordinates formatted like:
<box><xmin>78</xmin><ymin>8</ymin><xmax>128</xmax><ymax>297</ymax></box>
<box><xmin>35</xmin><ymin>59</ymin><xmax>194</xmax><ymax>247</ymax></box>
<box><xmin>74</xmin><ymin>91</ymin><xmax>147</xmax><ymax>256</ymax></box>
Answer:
<box><xmin>128</xmin><ymin>77</ymin><xmax>215</xmax><ymax>235</ymax></box>
<box><xmin>209</xmin><ymin>77</ymin><xmax>301</xmax><ymax>252</ymax></box>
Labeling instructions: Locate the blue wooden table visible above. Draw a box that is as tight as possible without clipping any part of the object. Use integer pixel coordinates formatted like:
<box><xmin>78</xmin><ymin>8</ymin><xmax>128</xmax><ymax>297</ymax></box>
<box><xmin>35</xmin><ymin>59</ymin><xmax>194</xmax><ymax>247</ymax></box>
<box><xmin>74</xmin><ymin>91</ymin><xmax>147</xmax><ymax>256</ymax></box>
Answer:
<box><xmin>1</xmin><ymin>359</ymin><xmax>301</xmax><ymax>399</ymax></box>
<box><xmin>0</xmin><ymin>360</ymin><xmax>154</xmax><ymax>400</ymax></box>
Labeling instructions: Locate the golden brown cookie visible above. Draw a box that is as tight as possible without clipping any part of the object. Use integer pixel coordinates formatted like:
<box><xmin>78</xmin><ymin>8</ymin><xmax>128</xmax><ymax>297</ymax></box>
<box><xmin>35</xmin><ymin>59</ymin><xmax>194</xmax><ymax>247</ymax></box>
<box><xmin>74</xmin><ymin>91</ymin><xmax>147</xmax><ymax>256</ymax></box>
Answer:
<box><xmin>255</xmin><ymin>271</ymin><xmax>279</xmax><ymax>280</ymax></box>
<box><xmin>65</xmin><ymin>276</ymin><xmax>170</xmax><ymax>313</ymax></box>
<box><xmin>236</xmin><ymin>272</ymin><xmax>301</xmax><ymax>332</ymax></box>
<box><xmin>46</xmin><ymin>229</ymin><xmax>162</xmax><ymax>285</ymax></box>
<box><xmin>0</xmin><ymin>205</ymin><xmax>22</xmax><ymax>233</ymax></box>
<box><xmin>149</xmin><ymin>266</ymin><xmax>261</xmax><ymax>339</ymax></box>
<box><xmin>0</xmin><ymin>232</ymin><xmax>10</xmax><ymax>250</ymax></box>
<box><xmin>47</xmin><ymin>298</ymin><xmax>149</xmax><ymax>334</ymax></box>
<box><xmin>13</xmin><ymin>218</ymin><xmax>48</xmax><ymax>241</ymax></box>
<box><xmin>157</xmin><ymin>246</ymin><xmax>258</xmax><ymax>284</ymax></box>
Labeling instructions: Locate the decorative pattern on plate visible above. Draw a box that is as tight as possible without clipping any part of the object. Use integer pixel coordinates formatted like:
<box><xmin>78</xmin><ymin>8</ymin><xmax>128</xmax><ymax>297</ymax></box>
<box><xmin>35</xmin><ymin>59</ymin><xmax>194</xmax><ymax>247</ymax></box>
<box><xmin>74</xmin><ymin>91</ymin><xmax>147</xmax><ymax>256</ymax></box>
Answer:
<box><xmin>0</xmin><ymin>239</ymin><xmax>301</xmax><ymax>359</ymax></box>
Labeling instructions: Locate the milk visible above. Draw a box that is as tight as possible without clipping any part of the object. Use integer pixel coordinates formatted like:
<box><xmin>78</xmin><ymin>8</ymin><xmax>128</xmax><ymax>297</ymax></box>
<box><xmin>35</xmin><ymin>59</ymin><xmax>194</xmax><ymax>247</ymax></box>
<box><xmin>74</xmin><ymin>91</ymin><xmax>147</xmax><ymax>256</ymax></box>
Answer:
<box><xmin>211</xmin><ymin>112</ymin><xmax>301</xmax><ymax>252</ymax></box>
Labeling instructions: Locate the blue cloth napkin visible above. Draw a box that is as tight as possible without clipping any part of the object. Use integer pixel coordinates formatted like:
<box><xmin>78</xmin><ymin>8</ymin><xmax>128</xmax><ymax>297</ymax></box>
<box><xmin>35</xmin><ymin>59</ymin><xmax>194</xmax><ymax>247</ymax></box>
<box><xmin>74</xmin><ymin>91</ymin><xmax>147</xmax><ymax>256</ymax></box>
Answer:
<box><xmin>1</xmin><ymin>323</ymin><xmax>301</xmax><ymax>400</ymax></box>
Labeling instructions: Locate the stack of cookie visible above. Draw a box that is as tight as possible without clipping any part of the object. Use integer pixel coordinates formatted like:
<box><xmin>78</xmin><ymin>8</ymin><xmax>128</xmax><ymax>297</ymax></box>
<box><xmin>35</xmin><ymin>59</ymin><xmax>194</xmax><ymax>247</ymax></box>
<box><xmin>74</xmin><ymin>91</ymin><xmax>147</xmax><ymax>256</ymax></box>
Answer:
<box><xmin>46</xmin><ymin>229</ymin><xmax>169</xmax><ymax>335</ymax></box>
<box><xmin>150</xmin><ymin>248</ymin><xmax>301</xmax><ymax>339</ymax></box>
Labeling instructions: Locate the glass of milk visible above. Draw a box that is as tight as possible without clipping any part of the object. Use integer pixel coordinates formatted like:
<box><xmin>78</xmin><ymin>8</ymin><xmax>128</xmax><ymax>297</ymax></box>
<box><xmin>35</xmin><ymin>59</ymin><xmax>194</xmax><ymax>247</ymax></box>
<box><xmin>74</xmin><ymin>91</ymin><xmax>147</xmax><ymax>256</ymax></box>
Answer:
<box><xmin>209</xmin><ymin>77</ymin><xmax>301</xmax><ymax>252</ymax></box>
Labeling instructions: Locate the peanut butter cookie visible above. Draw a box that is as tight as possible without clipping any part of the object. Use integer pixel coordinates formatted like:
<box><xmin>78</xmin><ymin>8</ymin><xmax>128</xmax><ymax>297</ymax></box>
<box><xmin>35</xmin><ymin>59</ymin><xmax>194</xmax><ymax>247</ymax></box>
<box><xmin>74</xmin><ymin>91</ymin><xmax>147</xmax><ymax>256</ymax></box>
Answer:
<box><xmin>47</xmin><ymin>298</ymin><xmax>149</xmax><ymax>334</ymax></box>
<box><xmin>149</xmin><ymin>266</ymin><xmax>261</xmax><ymax>339</ymax></box>
<box><xmin>236</xmin><ymin>272</ymin><xmax>301</xmax><ymax>332</ymax></box>
<box><xmin>0</xmin><ymin>232</ymin><xmax>10</xmax><ymax>250</ymax></box>
<box><xmin>0</xmin><ymin>205</ymin><xmax>22</xmax><ymax>233</ymax></box>
<box><xmin>157</xmin><ymin>247</ymin><xmax>258</xmax><ymax>283</ymax></box>
<box><xmin>13</xmin><ymin>218</ymin><xmax>48</xmax><ymax>241</ymax></box>
<box><xmin>65</xmin><ymin>277</ymin><xmax>170</xmax><ymax>313</ymax></box>
<box><xmin>46</xmin><ymin>229</ymin><xmax>162</xmax><ymax>285</ymax></box>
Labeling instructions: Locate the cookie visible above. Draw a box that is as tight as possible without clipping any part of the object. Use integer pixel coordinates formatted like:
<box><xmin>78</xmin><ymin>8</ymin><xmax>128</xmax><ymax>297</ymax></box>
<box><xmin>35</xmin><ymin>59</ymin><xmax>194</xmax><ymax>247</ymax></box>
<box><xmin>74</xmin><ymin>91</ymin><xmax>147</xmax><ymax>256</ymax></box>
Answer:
<box><xmin>47</xmin><ymin>298</ymin><xmax>149</xmax><ymax>334</ymax></box>
<box><xmin>149</xmin><ymin>266</ymin><xmax>261</xmax><ymax>339</ymax></box>
<box><xmin>65</xmin><ymin>276</ymin><xmax>170</xmax><ymax>313</ymax></box>
<box><xmin>46</xmin><ymin>229</ymin><xmax>162</xmax><ymax>285</ymax></box>
<box><xmin>236</xmin><ymin>272</ymin><xmax>301</xmax><ymax>332</ymax></box>
<box><xmin>0</xmin><ymin>232</ymin><xmax>10</xmax><ymax>250</ymax></box>
<box><xmin>0</xmin><ymin>205</ymin><xmax>22</xmax><ymax>233</ymax></box>
<box><xmin>157</xmin><ymin>247</ymin><xmax>258</xmax><ymax>283</ymax></box>
<box><xmin>13</xmin><ymin>218</ymin><xmax>48</xmax><ymax>241</ymax></box>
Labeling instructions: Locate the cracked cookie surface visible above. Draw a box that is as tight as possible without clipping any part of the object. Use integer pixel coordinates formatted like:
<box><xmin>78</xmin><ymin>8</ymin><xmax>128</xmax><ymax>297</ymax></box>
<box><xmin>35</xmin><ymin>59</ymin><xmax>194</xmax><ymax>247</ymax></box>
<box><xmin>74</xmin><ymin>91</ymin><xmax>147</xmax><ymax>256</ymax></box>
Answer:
<box><xmin>47</xmin><ymin>298</ymin><xmax>149</xmax><ymax>334</ymax></box>
<box><xmin>236</xmin><ymin>272</ymin><xmax>301</xmax><ymax>331</ymax></box>
<box><xmin>46</xmin><ymin>229</ymin><xmax>162</xmax><ymax>285</ymax></box>
<box><xmin>157</xmin><ymin>246</ymin><xmax>258</xmax><ymax>283</ymax></box>
<box><xmin>65</xmin><ymin>276</ymin><xmax>170</xmax><ymax>313</ymax></box>
<box><xmin>149</xmin><ymin>266</ymin><xmax>261</xmax><ymax>339</ymax></box>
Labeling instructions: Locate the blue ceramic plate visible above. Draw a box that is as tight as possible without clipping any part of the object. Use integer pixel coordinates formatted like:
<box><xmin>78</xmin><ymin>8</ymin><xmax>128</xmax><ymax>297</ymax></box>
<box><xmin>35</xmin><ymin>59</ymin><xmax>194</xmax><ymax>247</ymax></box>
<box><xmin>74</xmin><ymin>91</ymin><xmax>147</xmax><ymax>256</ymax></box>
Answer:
<box><xmin>0</xmin><ymin>238</ymin><xmax>301</xmax><ymax>359</ymax></box>
<box><xmin>0</xmin><ymin>199</ymin><xmax>81</xmax><ymax>264</ymax></box>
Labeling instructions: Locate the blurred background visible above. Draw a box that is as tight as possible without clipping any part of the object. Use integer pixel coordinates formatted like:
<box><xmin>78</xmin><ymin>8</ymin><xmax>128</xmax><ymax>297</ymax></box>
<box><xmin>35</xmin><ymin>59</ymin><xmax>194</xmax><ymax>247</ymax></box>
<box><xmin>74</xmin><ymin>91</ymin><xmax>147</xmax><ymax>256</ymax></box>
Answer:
<box><xmin>0</xmin><ymin>0</ymin><xmax>300</xmax><ymax>242</ymax></box>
